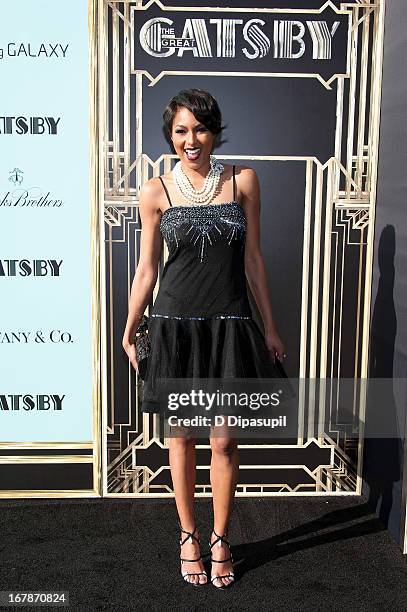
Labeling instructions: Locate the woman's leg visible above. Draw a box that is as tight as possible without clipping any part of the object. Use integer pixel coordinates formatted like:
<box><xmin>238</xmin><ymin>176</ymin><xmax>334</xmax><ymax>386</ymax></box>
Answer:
<box><xmin>209</xmin><ymin>424</ymin><xmax>239</xmax><ymax>587</ymax></box>
<box><xmin>169</xmin><ymin>426</ymin><xmax>207</xmax><ymax>585</ymax></box>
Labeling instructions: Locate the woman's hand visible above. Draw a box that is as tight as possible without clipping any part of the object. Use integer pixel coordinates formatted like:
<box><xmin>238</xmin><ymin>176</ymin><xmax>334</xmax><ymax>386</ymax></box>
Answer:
<box><xmin>264</xmin><ymin>328</ymin><xmax>286</xmax><ymax>364</ymax></box>
<box><xmin>122</xmin><ymin>338</ymin><xmax>139</xmax><ymax>374</ymax></box>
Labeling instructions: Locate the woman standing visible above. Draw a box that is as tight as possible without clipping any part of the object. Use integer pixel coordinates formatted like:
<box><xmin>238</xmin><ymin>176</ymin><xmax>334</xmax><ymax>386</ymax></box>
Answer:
<box><xmin>122</xmin><ymin>89</ymin><xmax>288</xmax><ymax>589</ymax></box>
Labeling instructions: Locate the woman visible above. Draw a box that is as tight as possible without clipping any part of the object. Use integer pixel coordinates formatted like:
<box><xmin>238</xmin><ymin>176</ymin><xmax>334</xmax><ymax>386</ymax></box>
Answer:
<box><xmin>122</xmin><ymin>88</ymin><xmax>288</xmax><ymax>589</ymax></box>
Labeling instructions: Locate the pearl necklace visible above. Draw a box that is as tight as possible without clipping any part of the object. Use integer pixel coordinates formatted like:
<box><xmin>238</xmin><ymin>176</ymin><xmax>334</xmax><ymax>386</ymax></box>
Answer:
<box><xmin>172</xmin><ymin>154</ymin><xmax>224</xmax><ymax>205</ymax></box>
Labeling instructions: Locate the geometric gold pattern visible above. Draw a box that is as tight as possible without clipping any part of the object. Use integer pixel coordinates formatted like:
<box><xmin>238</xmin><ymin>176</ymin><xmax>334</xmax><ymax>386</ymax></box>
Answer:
<box><xmin>98</xmin><ymin>0</ymin><xmax>386</xmax><ymax>497</ymax></box>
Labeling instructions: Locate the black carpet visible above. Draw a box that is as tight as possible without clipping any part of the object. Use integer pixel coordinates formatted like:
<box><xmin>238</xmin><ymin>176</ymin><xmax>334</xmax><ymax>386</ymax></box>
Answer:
<box><xmin>0</xmin><ymin>495</ymin><xmax>406</xmax><ymax>611</ymax></box>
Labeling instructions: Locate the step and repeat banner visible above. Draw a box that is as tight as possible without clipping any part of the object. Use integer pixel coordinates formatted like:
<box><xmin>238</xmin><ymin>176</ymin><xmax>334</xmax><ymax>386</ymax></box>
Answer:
<box><xmin>0</xmin><ymin>0</ymin><xmax>98</xmax><ymax>495</ymax></box>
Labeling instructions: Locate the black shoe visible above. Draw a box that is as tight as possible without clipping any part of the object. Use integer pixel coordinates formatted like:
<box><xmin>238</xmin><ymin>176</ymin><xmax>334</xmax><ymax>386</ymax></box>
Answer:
<box><xmin>209</xmin><ymin>529</ymin><xmax>235</xmax><ymax>589</ymax></box>
<box><xmin>179</xmin><ymin>523</ymin><xmax>208</xmax><ymax>587</ymax></box>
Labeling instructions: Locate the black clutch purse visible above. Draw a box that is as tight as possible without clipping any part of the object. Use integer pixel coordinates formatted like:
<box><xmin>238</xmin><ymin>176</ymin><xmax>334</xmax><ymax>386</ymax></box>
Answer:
<box><xmin>134</xmin><ymin>314</ymin><xmax>151</xmax><ymax>380</ymax></box>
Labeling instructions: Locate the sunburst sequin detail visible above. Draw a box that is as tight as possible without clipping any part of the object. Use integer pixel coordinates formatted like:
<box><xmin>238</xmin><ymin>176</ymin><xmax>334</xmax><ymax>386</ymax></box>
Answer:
<box><xmin>160</xmin><ymin>202</ymin><xmax>246</xmax><ymax>263</ymax></box>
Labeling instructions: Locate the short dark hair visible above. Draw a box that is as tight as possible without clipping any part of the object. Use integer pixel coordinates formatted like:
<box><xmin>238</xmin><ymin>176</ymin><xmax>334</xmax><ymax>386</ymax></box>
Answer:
<box><xmin>162</xmin><ymin>88</ymin><xmax>226</xmax><ymax>147</ymax></box>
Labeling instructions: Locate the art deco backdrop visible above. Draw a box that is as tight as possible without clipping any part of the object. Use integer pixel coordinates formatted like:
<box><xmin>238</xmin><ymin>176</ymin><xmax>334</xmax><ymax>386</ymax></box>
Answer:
<box><xmin>98</xmin><ymin>0</ymin><xmax>385</xmax><ymax>496</ymax></box>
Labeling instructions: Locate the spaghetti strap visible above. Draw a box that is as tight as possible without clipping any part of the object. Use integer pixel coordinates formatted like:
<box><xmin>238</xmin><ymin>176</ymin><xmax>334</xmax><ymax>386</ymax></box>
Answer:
<box><xmin>158</xmin><ymin>176</ymin><xmax>173</xmax><ymax>207</ymax></box>
<box><xmin>232</xmin><ymin>165</ymin><xmax>236</xmax><ymax>202</ymax></box>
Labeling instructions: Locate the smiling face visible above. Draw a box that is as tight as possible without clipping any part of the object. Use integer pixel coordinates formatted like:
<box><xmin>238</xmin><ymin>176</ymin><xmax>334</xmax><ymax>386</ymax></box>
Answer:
<box><xmin>171</xmin><ymin>106</ymin><xmax>216</xmax><ymax>171</ymax></box>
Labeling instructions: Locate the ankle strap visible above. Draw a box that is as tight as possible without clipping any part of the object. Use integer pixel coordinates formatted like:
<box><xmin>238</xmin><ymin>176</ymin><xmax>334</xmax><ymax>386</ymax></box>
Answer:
<box><xmin>210</xmin><ymin>529</ymin><xmax>231</xmax><ymax>549</ymax></box>
<box><xmin>179</xmin><ymin>522</ymin><xmax>200</xmax><ymax>546</ymax></box>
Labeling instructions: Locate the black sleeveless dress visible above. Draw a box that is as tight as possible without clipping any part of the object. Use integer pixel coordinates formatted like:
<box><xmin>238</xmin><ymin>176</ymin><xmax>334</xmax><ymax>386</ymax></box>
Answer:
<box><xmin>140</xmin><ymin>165</ymin><xmax>290</xmax><ymax>414</ymax></box>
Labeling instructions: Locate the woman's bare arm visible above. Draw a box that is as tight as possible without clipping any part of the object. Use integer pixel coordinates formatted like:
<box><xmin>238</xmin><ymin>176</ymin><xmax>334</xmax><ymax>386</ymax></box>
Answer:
<box><xmin>240</xmin><ymin>166</ymin><xmax>285</xmax><ymax>362</ymax></box>
<box><xmin>122</xmin><ymin>178</ymin><xmax>163</xmax><ymax>366</ymax></box>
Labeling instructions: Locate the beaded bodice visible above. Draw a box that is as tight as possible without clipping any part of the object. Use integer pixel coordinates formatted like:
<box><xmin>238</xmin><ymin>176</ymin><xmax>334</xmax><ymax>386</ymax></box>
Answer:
<box><xmin>150</xmin><ymin>167</ymin><xmax>252</xmax><ymax>320</ymax></box>
<box><xmin>160</xmin><ymin>201</ymin><xmax>246</xmax><ymax>263</ymax></box>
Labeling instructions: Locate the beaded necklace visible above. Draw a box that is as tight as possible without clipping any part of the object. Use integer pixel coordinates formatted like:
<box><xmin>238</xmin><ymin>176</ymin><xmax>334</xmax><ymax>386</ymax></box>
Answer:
<box><xmin>172</xmin><ymin>155</ymin><xmax>224</xmax><ymax>206</ymax></box>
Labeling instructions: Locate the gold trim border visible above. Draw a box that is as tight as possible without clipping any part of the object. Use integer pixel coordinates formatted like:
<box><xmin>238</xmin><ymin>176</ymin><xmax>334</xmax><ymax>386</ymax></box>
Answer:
<box><xmin>0</xmin><ymin>442</ymin><xmax>93</xmax><ymax>449</ymax></box>
<box><xmin>0</xmin><ymin>491</ymin><xmax>100</xmax><ymax>499</ymax></box>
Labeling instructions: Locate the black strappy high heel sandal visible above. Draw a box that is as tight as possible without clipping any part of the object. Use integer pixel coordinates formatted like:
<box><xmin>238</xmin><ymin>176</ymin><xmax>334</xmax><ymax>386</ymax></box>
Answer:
<box><xmin>209</xmin><ymin>529</ymin><xmax>235</xmax><ymax>589</ymax></box>
<box><xmin>179</xmin><ymin>523</ymin><xmax>208</xmax><ymax>587</ymax></box>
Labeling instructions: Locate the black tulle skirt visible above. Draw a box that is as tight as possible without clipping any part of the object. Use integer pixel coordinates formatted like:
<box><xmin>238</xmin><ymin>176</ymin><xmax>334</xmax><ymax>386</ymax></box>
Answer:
<box><xmin>140</xmin><ymin>316</ymin><xmax>293</xmax><ymax>415</ymax></box>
